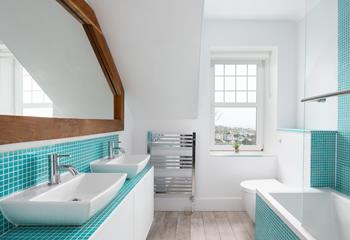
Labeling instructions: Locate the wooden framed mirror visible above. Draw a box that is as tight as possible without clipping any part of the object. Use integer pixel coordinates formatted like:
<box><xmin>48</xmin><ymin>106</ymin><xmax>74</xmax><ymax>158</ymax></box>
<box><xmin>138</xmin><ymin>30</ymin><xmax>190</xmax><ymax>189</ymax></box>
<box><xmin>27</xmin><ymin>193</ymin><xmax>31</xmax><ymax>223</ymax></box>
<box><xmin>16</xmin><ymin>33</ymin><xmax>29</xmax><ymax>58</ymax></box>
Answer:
<box><xmin>0</xmin><ymin>0</ymin><xmax>124</xmax><ymax>144</ymax></box>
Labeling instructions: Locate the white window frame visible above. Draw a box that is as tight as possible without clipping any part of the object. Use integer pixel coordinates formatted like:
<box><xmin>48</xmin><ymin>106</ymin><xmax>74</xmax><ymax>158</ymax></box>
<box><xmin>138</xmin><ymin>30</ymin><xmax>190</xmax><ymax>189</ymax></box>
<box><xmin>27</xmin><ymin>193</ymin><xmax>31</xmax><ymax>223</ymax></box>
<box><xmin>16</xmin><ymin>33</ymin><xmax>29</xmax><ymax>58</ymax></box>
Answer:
<box><xmin>18</xmin><ymin>65</ymin><xmax>53</xmax><ymax>117</ymax></box>
<box><xmin>0</xmin><ymin>46</ymin><xmax>23</xmax><ymax>115</ymax></box>
<box><xmin>210</xmin><ymin>59</ymin><xmax>265</xmax><ymax>151</ymax></box>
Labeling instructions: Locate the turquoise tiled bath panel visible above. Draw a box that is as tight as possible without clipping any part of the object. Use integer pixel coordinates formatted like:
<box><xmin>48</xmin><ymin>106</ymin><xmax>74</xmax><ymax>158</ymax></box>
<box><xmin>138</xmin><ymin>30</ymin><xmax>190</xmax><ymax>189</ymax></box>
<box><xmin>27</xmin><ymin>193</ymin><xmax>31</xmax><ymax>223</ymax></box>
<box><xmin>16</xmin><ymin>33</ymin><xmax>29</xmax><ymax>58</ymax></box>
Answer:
<box><xmin>310</xmin><ymin>131</ymin><xmax>337</xmax><ymax>188</ymax></box>
<box><xmin>255</xmin><ymin>195</ymin><xmax>300</xmax><ymax>240</ymax></box>
<box><xmin>337</xmin><ymin>0</ymin><xmax>350</xmax><ymax>196</ymax></box>
<box><xmin>0</xmin><ymin>165</ymin><xmax>152</xmax><ymax>240</ymax></box>
<box><xmin>0</xmin><ymin>134</ymin><xmax>118</xmax><ymax>236</ymax></box>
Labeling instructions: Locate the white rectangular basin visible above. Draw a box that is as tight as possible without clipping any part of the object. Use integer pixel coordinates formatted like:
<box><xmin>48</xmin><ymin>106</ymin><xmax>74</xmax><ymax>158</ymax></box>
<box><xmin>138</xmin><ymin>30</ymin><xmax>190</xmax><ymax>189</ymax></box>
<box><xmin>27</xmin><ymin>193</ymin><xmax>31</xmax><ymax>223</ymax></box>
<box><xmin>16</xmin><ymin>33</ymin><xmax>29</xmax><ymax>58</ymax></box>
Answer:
<box><xmin>90</xmin><ymin>154</ymin><xmax>150</xmax><ymax>178</ymax></box>
<box><xmin>0</xmin><ymin>173</ymin><xmax>126</xmax><ymax>226</ymax></box>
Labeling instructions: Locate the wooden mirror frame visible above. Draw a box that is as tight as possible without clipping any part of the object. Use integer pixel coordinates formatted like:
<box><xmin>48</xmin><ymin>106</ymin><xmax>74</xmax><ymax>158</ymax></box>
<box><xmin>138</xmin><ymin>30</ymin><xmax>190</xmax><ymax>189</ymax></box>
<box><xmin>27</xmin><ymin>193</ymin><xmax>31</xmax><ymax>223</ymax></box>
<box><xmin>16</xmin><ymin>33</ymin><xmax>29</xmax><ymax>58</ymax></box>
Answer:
<box><xmin>0</xmin><ymin>0</ymin><xmax>124</xmax><ymax>145</ymax></box>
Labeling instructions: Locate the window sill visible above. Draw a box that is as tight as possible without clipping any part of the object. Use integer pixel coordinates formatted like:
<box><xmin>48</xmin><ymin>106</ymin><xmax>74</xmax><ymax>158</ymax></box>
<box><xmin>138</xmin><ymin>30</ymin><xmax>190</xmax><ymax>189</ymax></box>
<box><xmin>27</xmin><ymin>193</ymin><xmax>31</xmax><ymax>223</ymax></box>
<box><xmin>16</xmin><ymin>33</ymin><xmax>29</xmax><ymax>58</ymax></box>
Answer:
<box><xmin>209</xmin><ymin>150</ymin><xmax>273</xmax><ymax>157</ymax></box>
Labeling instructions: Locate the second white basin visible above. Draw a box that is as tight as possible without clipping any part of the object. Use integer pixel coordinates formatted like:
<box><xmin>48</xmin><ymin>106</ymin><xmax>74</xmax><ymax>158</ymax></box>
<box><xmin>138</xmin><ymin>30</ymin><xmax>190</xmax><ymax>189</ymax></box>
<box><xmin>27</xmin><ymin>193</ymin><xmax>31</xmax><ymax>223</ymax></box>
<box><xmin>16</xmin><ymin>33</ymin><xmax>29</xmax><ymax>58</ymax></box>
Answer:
<box><xmin>90</xmin><ymin>154</ymin><xmax>150</xmax><ymax>178</ymax></box>
<box><xmin>0</xmin><ymin>173</ymin><xmax>127</xmax><ymax>226</ymax></box>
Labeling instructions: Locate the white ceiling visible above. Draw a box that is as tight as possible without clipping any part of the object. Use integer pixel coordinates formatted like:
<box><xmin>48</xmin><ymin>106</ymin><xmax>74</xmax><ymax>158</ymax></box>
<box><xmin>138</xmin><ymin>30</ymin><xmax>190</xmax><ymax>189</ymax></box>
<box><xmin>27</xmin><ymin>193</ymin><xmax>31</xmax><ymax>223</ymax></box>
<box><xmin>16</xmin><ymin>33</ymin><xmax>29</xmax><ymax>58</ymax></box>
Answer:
<box><xmin>204</xmin><ymin>0</ymin><xmax>306</xmax><ymax>20</ymax></box>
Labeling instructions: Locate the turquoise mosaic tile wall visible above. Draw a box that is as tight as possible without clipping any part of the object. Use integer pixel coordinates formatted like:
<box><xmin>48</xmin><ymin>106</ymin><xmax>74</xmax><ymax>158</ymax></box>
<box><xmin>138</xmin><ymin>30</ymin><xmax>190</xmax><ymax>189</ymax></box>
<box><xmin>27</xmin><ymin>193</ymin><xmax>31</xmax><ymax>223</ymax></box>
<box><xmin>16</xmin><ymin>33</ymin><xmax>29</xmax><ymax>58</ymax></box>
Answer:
<box><xmin>255</xmin><ymin>195</ymin><xmax>300</xmax><ymax>240</ymax></box>
<box><xmin>310</xmin><ymin>131</ymin><xmax>337</xmax><ymax>188</ymax></box>
<box><xmin>337</xmin><ymin>0</ymin><xmax>350</xmax><ymax>196</ymax></box>
<box><xmin>309</xmin><ymin>0</ymin><xmax>350</xmax><ymax>196</ymax></box>
<box><xmin>0</xmin><ymin>134</ymin><xmax>118</xmax><ymax>236</ymax></box>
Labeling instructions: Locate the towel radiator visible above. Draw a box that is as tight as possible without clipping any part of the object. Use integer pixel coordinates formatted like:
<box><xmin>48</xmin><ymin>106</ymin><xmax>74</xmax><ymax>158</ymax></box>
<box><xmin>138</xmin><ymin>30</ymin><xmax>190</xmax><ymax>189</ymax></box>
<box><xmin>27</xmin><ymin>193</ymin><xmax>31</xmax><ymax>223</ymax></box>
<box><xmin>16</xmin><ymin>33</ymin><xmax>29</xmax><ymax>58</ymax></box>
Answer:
<box><xmin>147</xmin><ymin>132</ymin><xmax>196</xmax><ymax>198</ymax></box>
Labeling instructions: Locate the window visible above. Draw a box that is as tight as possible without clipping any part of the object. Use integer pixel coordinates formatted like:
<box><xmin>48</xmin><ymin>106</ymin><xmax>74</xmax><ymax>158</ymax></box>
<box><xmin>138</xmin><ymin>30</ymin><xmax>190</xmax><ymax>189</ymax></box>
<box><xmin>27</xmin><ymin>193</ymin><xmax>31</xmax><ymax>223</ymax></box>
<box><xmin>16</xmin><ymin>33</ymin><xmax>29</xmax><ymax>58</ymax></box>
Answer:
<box><xmin>22</xmin><ymin>68</ymin><xmax>53</xmax><ymax>117</ymax></box>
<box><xmin>212</xmin><ymin>62</ymin><xmax>264</xmax><ymax>151</ymax></box>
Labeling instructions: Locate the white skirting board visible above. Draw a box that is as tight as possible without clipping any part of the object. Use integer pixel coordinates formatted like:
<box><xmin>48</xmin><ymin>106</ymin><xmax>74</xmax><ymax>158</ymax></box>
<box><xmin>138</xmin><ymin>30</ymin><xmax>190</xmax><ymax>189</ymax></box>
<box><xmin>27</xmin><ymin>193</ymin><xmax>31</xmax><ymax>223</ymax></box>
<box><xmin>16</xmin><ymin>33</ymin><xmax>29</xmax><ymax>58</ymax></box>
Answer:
<box><xmin>194</xmin><ymin>197</ymin><xmax>244</xmax><ymax>211</ymax></box>
<box><xmin>155</xmin><ymin>196</ymin><xmax>193</xmax><ymax>211</ymax></box>
<box><xmin>154</xmin><ymin>196</ymin><xmax>244</xmax><ymax>211</ymax></box>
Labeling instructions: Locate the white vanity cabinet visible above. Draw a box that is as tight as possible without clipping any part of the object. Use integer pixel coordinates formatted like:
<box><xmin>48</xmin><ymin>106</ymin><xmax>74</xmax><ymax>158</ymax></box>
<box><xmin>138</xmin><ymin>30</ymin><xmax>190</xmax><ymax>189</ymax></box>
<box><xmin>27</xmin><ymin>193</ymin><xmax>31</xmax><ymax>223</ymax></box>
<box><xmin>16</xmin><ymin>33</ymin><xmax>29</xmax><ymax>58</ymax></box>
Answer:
<box><xmin>90</xmin><ymin>167</ymin><xmax>154</xmax><ymax>240</ymax></box>
<box><xmin>134</xmin><ymin>166</ymin><xmax>154</xmax><ymax>240</ymax></box>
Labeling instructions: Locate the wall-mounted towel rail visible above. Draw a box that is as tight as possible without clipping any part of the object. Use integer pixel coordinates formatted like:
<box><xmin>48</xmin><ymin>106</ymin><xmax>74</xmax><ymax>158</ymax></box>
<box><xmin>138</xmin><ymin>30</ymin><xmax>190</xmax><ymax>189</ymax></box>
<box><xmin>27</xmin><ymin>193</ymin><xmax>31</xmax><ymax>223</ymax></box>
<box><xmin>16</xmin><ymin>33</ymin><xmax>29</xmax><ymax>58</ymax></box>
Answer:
<box><xmin>301</xmin><ymin>89</ymin><xmax>350</xmax><ymax>102</ymax></box>
<box><xmin>147</xmin><ymin>132</ymin><xmax>196</xmax><ymax>198</ymax></box>
<box><xmin>154</xmin><ymin>177</ymin><xmax>193</xmax><ymax>194</ymax></box>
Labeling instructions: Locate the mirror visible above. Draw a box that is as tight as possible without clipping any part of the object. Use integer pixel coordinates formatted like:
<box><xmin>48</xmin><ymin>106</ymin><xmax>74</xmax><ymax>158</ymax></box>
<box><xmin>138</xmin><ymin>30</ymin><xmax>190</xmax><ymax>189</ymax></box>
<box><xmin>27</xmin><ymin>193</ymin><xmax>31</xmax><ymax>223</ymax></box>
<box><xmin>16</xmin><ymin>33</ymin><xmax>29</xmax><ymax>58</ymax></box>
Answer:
<box><xmin>0</xmin><ymin>0</ymin><xmax>114</xmax><ymax>119</ymax></box>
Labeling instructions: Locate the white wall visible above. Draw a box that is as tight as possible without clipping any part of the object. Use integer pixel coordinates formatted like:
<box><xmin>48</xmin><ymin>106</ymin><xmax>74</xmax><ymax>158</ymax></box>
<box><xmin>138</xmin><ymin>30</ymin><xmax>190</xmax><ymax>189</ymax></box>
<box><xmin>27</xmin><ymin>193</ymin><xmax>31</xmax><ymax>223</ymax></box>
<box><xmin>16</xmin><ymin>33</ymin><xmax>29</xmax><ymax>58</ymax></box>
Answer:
<box><xmin>129</xmin><ymin>18</ymin><xmax>299</xmax><ymax>149</ymax></box>
<box><xmin>204</xmin><ymin>0</ymin><xmax>305</xmax><ymax>20</ymax></box>
<box><xmin>275</xmin><ymin>130</ymin><xmax>312</xmax><ymax>189</ymax></box>
<box><xmin>296</xmin><ymin>0</ymin><xmax>338</xmax><ymax>130</ymax></box>
<box><xmin>88</xmin><ymin>0</ymin><xmax>302</xmax><ymax>209</ymax></box>
<box><xmin>296</xmin><ymin>20</ymin><xmax>306</xmax><ymax>128</ymax></box>
<box><xmin>123</xmin><ymin>19</ymin><xmax>301</xmax><ymax>210</ymax></box>
<box><xmin>276</xmin><ymin>130</ymin><xmax>305</xmax><ymax>188</ymax></box>
<box><xmin>205</xmin><ymin>20</ymin><xmax>299</xmax><ymax>130</ymax></box>
<box><xmin>117</xmin><ymin>96</ymin><xmax>134</xmax><ymax>153</ymax></box>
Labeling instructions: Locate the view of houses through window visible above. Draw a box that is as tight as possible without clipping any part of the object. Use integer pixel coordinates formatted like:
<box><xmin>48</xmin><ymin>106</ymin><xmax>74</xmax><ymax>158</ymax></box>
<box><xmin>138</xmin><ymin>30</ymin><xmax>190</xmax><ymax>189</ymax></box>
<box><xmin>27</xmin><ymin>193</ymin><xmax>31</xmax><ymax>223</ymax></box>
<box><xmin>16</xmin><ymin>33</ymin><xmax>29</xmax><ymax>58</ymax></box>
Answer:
<box><xmin>213</xmin><ymin>63</ymin><xmax>262</xmax><ymax>149</ymax></box>
<box><xmin>215</xmin><ymin>107</ymin><xmax>257</xmax><ymax>145</ymax></box>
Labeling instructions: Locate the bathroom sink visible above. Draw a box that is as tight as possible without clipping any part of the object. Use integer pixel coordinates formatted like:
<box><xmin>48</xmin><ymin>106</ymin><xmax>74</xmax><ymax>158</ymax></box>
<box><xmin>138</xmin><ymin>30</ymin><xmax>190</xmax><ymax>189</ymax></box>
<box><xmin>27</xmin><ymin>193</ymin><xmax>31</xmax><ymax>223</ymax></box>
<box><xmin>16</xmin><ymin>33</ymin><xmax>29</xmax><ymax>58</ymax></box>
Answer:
<box><xmin>0</xmin><ymin>173</ymin><xmax>127</xmax><ymax>226</ymax></box>
<box><xmin>90</xmin><ymin>154</ymin><xmax>150</xmax><ymax>178</ymax></box>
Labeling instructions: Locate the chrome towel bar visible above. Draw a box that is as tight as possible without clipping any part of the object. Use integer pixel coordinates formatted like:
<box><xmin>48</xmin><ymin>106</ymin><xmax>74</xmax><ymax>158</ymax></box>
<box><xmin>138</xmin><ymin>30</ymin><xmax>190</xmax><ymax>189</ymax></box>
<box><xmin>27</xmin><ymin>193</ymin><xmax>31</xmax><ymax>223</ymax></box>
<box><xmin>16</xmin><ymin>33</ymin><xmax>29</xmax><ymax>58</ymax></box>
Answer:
<box><xmin>301</xmin><ymin>89</ymin><xmax>350</xmax><ymax>102</ymax></box>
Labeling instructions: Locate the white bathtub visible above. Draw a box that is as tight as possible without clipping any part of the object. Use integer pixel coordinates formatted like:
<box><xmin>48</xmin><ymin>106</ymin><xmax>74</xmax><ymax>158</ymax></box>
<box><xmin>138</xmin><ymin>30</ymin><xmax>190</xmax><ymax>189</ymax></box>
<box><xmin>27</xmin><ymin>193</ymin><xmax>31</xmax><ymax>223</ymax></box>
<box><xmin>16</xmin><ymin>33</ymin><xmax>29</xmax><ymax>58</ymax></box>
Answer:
<box><xmin>258</xmin><ymin>188</ymin><xmax>350</xmax><ymax>240</ymax></box>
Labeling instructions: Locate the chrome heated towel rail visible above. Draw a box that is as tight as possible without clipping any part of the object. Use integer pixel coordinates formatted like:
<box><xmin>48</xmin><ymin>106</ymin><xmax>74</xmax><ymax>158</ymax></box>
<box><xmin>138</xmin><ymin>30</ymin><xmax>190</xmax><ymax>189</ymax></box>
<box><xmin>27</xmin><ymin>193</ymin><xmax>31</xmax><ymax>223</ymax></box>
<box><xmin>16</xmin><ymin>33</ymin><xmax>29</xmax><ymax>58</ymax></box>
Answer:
<box><xmin>147</xmin><ymin>132</ymin><xmax>196</xmax><ymax>198</ymax></box>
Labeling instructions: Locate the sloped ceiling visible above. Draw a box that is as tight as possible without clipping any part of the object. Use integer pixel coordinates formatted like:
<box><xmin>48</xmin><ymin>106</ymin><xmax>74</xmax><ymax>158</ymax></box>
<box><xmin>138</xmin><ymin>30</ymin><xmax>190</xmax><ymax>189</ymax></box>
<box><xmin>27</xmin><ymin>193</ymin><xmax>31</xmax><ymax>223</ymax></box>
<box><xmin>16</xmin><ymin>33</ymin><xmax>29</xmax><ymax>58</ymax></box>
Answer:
<box><xmin>89</xmin><ymin>0</ymin><xmax>204</xmax><ymax>120</ymax></box>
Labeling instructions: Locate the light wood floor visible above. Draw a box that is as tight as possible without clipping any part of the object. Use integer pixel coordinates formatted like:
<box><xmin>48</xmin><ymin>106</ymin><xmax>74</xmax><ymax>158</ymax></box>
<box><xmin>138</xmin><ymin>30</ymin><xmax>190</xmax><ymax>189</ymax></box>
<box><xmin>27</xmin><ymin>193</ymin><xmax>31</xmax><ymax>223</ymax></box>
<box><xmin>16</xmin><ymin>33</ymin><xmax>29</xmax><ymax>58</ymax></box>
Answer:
<box><xmin>147</xmin><ymin>211</ymin><xmax>255</xmax><ymax>240</ymax></box>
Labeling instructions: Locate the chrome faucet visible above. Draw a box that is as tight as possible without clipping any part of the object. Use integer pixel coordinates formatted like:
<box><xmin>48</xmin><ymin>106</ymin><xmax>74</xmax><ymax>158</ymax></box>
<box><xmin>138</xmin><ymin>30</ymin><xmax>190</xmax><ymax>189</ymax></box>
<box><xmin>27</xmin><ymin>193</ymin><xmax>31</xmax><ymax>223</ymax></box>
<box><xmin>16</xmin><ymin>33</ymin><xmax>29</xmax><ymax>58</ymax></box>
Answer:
<box><xmin>108</xmin><ymin>141</ymin><xmax>125</xmax><ymax>159</ymax></box>
<box><xmin>48</xmin><ymin>153</ymin><xmax>79</xmax><ymax>185</ymax></box>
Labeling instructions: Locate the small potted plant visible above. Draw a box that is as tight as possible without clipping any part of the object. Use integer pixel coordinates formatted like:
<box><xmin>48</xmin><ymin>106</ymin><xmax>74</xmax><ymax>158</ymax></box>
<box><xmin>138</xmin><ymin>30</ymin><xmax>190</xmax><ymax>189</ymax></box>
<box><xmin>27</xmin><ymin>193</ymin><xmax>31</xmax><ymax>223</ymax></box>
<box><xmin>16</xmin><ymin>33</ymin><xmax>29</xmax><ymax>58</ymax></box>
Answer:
<box><xmin>233</xmin><ymin>140</ymin><xmax>241</xmax><ymax>153</ymax></box>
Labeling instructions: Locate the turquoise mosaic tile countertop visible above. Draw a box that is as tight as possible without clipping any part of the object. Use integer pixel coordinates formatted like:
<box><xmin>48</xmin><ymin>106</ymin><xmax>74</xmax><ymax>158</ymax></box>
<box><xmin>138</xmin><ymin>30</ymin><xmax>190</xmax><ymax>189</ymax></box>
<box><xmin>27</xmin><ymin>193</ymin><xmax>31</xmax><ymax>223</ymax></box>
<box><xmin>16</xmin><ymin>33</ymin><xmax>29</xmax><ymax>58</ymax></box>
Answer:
<box><xmin>0</xmin><ymin>165</ymin><xmax>153</xmax><ymax>240</ymax></box>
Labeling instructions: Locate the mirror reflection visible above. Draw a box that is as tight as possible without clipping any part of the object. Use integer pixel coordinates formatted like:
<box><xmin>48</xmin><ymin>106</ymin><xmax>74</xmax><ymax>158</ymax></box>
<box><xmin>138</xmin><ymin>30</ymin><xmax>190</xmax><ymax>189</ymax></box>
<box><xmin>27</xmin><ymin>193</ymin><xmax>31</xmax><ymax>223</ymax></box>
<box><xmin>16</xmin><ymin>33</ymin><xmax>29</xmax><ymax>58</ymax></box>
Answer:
<box><xmin>0</xmin><ymin>0</ymin><xmax>114</xmax><ymax>119</ymax></box>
